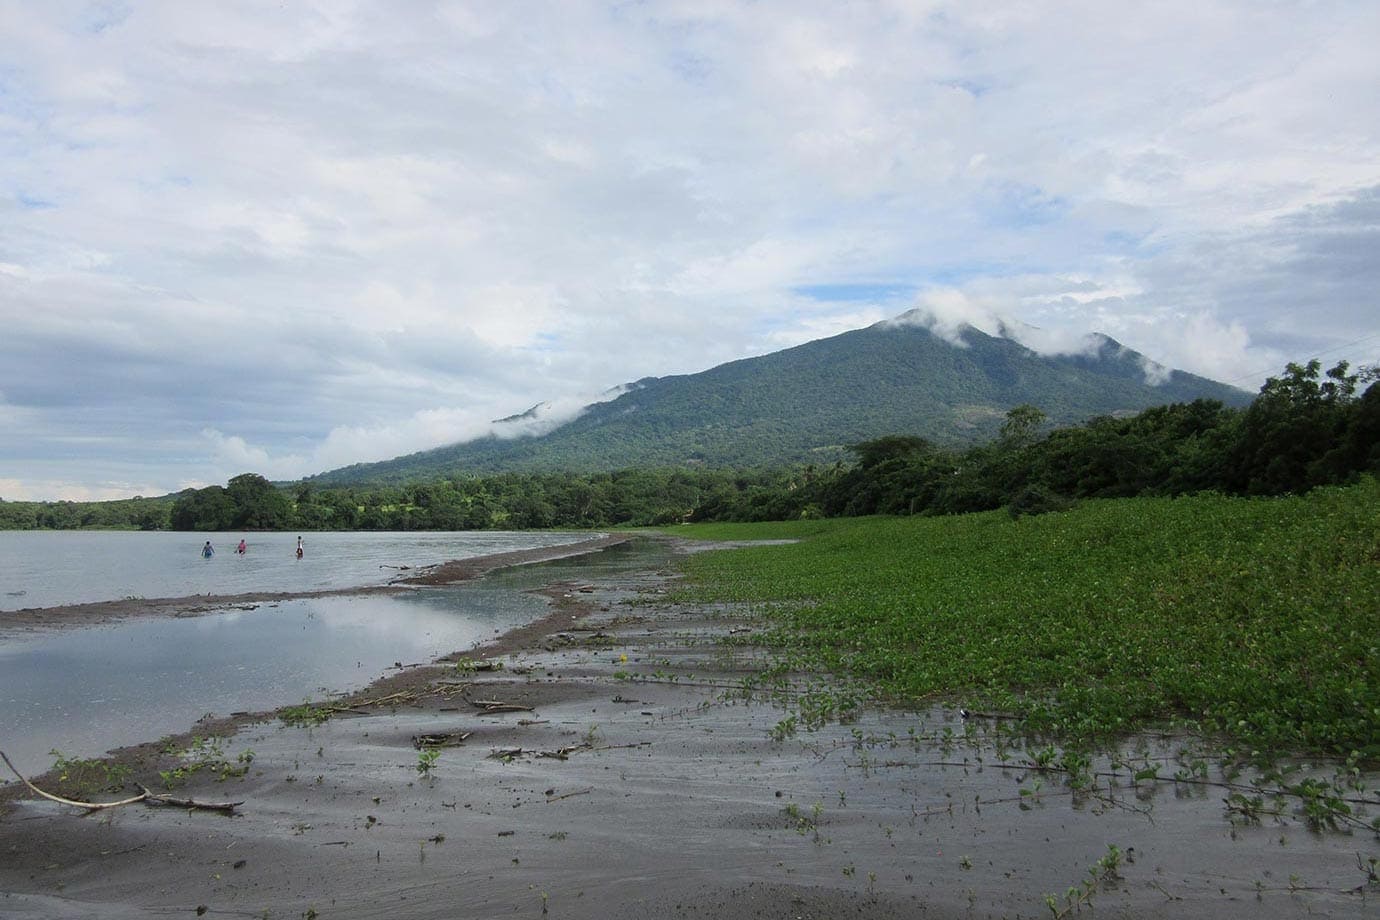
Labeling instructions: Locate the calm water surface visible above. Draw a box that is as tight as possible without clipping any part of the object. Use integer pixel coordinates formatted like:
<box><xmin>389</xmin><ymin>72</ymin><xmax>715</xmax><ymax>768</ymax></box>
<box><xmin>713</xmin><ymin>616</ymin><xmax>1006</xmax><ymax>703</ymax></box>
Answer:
<box><xmin>0</xmin><ymin>530</ymin><xmax>595</xmax><ymax>612</ymax></box>
<box><xmin>0</xmin><ymin>535</ymin><xmax>666</xmax><ymax>777</ymax></box>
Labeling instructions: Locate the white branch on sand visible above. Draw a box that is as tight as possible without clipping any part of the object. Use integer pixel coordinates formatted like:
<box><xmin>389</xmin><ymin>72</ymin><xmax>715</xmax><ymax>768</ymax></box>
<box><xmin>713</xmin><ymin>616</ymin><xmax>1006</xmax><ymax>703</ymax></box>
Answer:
<box><xmin>0</xmin><ymin>750</ymin><xmax>241</xmax><ymax>815</ymax></box>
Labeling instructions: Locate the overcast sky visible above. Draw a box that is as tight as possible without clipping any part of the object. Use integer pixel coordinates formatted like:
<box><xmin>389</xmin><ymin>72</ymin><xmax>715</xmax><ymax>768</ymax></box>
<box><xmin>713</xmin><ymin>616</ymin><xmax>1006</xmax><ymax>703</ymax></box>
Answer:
<box><xmin>2</xmin><ymin>1</ymin><xmax>1378</xmax><ymax>501</ymax></box>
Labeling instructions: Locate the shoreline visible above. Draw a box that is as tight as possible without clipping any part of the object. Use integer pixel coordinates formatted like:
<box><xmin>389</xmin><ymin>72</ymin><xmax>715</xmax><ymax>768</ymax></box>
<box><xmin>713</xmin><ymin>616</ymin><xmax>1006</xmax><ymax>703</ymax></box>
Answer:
<box><xmin>0</xmin><ymin>532</ymin><xmax>640</xmax><ymax>808</ymax></box>
<box><xmin>0</xmin><ymin>532</ymin><xmax>629</xmax><ymax>637</ymax></box>
<box><xmin>1</xmin><ymin>533</ymin><xmax>1372</xmax><ymax>919</ymax></box>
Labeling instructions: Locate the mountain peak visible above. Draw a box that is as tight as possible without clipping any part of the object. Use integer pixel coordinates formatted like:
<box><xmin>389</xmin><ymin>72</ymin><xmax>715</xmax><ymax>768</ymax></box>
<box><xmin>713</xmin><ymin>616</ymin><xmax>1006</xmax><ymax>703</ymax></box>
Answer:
<box><xmin>310</xmin><ymin>316</ymin><xmax>1250</xmax><ymax>485</ymax></box>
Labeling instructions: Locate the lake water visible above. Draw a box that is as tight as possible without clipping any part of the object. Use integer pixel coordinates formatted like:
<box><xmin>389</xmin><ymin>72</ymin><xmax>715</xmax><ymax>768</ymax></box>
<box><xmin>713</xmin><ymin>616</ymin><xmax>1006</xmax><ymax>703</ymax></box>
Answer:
<box><xmin>0</xmin><ymin>530</ymin><xmax>593</xmax><ymax>611</ymax></box>
<box><xmin>0</xmin><ymin>531</ymin><xmax>658</xmax><ymax>778</ymax></box>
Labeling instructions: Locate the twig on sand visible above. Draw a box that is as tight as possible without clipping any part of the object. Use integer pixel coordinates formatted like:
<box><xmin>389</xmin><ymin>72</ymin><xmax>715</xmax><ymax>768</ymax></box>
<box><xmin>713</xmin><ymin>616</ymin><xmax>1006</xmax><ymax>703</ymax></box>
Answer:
<box><xmin>335</xmin><ymin>689</ymin><xmax>424</xmax><ymax>710</ymax></box>
<box><xmin>491</xmin><ymin>743</ymin><xmax>598</xmax><ymax>762</ymax></box>
<box><xmin>134</xmin><ymin>784</ymin><xmax>242</xmax><ymax>814</ymax></box>
<box><xmin>536</xmin><ymin>744</ymin><xmax>589</xmax><ymax>760</ymax></box>
<box><xmin>413</xmin><ymin>732</ymin><xmax>472</xmax><ymax>749</ymax></box>
<box><xmin>471</xmin><ymin>699</ymin><xmax>535</xmax><ymax>713</ymax></box>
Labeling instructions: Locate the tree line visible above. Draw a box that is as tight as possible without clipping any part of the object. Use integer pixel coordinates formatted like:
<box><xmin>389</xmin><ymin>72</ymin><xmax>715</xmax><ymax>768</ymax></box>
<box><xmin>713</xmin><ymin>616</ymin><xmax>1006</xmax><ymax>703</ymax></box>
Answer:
<box><xmin>2</xmin><ymin>360</ymin><xmax>1375</xmax><ymax>533</ymax></box>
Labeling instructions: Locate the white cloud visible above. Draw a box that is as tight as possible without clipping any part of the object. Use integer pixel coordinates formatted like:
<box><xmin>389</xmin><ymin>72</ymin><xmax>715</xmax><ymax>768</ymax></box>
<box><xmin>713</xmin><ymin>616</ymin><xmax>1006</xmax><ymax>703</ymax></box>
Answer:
<box><xmin>0</xmin><ymin>478</ymin><xmax>170</xmax><ymax>503</ymax></box>
<box><xmin>1</xmin><ymin>1</ymin><xmax>1377</xmax><ymax>499</ymax></box>
<box><xmin>198</xmin><ymin>384</ymin><xmax>624</xmax><ymax>484</ymax></box>
<box><xmin>889</xmin><ymin>274</ymin><xmax>1281</xmax><ymax>387</ymax></box>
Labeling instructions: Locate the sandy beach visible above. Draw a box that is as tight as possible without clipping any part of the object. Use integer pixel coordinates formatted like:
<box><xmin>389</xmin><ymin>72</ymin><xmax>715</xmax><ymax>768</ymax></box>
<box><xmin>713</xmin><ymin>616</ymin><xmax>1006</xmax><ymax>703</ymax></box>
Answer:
<box><xmin>0</xmin><ymin>535</ymin><xmax>1372</xmax><ymax>919</ymax></box>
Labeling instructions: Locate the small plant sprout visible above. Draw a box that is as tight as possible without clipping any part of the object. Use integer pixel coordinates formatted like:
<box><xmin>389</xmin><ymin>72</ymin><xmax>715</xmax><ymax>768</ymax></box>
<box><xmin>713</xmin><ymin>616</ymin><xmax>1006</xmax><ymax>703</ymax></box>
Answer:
<box><xmin>416</xmin><ymin>748</ymin><xmax>440</xmax><ymax>776</ymax></box>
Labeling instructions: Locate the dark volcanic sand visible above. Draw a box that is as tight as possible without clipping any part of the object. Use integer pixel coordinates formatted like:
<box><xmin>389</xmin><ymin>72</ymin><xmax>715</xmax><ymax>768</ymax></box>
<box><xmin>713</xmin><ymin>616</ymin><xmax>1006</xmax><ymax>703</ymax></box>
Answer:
<box><xmin>0</xmin><ymin>535</ymin><xmax>1373</xmax><ymax>919</ymax></box>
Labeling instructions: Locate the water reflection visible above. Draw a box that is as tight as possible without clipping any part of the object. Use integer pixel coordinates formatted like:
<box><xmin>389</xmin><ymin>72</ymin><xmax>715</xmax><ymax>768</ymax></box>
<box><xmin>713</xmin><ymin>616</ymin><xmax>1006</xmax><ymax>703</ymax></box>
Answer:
<box><xmin>0</xmin><ymin>537</ymin><xmax>672</xmax><ymax>777</ymax></box>
<box><xmin>0</xmin><ymin>587</ymin><xmax>543</xmax><ymax>776</ymax></box>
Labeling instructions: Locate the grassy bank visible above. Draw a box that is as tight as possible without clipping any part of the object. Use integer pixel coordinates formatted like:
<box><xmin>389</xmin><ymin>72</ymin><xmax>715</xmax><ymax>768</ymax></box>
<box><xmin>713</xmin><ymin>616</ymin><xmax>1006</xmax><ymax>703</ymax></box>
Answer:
<box><xmin>669</xmin><ymin>478</ymin><xmax>1380</xmax><ymax>757</ymax></box>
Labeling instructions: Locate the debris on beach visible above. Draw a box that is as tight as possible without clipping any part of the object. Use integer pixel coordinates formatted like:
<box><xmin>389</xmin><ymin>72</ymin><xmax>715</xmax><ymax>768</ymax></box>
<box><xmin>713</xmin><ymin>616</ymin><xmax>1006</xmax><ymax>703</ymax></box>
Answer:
<box><xmin>412</xmin><ymin>732</ymin><xmax>471</xmax><ymax>749</ymax></box>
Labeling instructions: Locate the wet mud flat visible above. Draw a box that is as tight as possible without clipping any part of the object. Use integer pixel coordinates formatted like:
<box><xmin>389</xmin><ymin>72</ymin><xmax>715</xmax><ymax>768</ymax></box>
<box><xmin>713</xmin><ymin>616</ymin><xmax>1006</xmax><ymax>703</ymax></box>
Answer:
<box><xmin>1</xmin><ymin>538</ymin><xmax>1375</xmax><ymax>919</ymax></box>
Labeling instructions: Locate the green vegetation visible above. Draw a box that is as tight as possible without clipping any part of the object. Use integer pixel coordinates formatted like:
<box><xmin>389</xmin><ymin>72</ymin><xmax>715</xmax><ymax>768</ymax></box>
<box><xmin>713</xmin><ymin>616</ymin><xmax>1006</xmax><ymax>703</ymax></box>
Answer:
<box><xmin>157</xmin><ymin>737</ymin><xmax>254</xmax><ymax>789</ymax></box>
<box><xmin>47</xmin><ymin>749</ymin><xmax>134</xmax><ymax>797</ymax></box>
<box><xmin>0</xmin><ymin>493</ymin><xmax>172</xmax><ymax>530</ymax></box>
<box><xmin>5</xmin><ymin>359</ymin><xmax>1373</xmax><ymax>534</ymax></box>
<box><xmin>671</xmin><ymin>478</ymin><xmax>1380</xmax><ymax>757</ymax></box>
<box><xmin>1044</xmin><ymin>844</ymin><xmax>1126</xmax><ymax>919</ymax></box>
<box><xmin>278</xmin><ymin>701</ymin><xmax>335</xmax><ymax>727</ymax></box>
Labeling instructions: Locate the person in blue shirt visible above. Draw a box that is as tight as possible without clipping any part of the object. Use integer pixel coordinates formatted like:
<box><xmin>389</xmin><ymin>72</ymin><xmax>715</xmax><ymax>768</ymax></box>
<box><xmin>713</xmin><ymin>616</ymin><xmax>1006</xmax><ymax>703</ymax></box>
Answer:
<box><xmin>202</xmin><ymin>541</ymin><xmax>215</xmax><ymax>558</ymax></box>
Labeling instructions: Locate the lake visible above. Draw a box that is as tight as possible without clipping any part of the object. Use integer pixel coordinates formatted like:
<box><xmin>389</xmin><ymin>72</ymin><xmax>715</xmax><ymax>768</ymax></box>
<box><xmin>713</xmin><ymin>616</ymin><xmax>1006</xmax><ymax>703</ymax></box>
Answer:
<box><xmin>0</xmin><ymin>530</ymin><xmax>595</xmax><ymax>612</ymax></box>
<box><xmin>0</xmin><ymin>531</ymin><xmax>655</xmax><ymax>778</ymax></box>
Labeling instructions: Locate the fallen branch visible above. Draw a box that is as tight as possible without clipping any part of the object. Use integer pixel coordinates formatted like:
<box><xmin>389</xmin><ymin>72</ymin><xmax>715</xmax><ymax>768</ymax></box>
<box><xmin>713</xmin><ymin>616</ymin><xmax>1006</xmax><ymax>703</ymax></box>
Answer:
<box><xmin>1</xmin><ymin>750</ymin><xmax>146</xmax><ymax>812</ymax></box>
<box><xmin>347</xmin><ymin>689</ymin><xmax>424</xmax><ymax>709</ymax></box>
<box><xmin>471</xmin><ymin>699</ymin><xmax>535</xmax><ymax>713</ymax></box>
<box><xmin>2</xmin><ymin>752</ymin><xmax>240</xmax><ymax>815</ymax></box>
<box><xmin>536</xmin><ymin>744</ymin><xmax>590</xmax><ymax>760</ymax></box>
<box><xmin>135</xmin><ymin>784</ymin><xmax>242</xmax><ymax>815</ymax></box>
<box><xmin>413</xmin><ymin>732</ymin><xmax>472</xmax><ymax>749</ymax></box>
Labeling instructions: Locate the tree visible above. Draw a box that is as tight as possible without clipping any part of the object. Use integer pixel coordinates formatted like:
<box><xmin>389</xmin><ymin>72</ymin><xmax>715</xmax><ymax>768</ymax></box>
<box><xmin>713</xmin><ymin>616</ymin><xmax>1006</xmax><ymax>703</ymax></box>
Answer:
<box><xmin>226</xmin><ymin>473</ymin><xmax>292</xmax><ymax>530</ymax></box>
<box><xmin>170</xmin><ymin>487</ymin><xmax>234</xmax><ymax>531</ymax></box>
<box><xmin>999</xmin><ymin>404</ymin><xmax>1047</xmax><ymax>448</ymax></box>
<box><xmin>1230</xmin><ymin>360</ymin><xmax>1361</xmax><ymax>494</ymax></box>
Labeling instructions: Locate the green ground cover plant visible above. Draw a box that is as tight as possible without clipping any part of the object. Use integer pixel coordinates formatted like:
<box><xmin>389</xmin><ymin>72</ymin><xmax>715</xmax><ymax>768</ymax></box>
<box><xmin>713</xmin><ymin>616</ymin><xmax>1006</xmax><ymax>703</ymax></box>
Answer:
<box><xmin>669</xmin><ymin>478</ymin><xmax>1380</xmax><ymax>757</ymax></box>
<box><xmin>46</xmin><ymin>750</ymin><xmax>134</xmax><ymax>797</ymax></box>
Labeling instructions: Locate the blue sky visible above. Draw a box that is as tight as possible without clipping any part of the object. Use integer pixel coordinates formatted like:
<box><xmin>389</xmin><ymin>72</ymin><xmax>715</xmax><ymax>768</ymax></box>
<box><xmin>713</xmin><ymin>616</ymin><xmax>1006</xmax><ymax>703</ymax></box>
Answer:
<box><xmin>1</xmin><ymin>1</ymin><xmax>1378</xmax><ymax>500</ymax></box>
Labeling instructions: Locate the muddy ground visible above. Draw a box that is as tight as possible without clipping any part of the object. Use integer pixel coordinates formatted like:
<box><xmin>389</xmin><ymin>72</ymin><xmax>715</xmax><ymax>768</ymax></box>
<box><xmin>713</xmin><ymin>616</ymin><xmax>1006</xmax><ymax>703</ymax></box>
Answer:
<box><xmin>0</xmin><ymin>536</ymin><xmax>1374</xmax><ymax>919</ymax></box>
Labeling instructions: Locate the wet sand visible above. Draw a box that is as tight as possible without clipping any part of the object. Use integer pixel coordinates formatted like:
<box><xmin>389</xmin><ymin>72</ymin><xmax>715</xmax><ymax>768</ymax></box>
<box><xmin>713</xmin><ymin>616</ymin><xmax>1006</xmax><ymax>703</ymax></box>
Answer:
<box><xmin>0</xmin><ymin>535</ymin><xmax>1374</xmax><ymax>919</ymax></box>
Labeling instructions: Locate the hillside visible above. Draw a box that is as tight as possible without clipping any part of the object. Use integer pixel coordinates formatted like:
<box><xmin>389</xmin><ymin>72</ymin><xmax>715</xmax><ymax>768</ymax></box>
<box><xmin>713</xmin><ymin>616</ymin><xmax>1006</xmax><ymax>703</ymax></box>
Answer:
<box><xmin>310</xmin><ymin>318</ymin><xmax>1250</xmax><ymax>485</ymax></box>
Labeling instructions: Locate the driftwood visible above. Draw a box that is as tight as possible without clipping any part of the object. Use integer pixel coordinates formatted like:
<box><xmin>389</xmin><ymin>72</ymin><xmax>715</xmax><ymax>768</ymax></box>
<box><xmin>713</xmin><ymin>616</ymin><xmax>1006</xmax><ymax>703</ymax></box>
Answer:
<box><xmin>328</xmin><ymin>688</ymin><xmax>424</xmax><ymax>712</ymax></box>
<box><xmin>490</xmin><ymin>743</ymin><xmax>591</xmax><ymax>762</ymax></box>
<box><xmin>412</xmin><ymin>732</ymin><xmax>472</xmax><ymax>749</ymax></box>
<box><xmin>536</xmin><ymin>744</ymin><xmax>589</xmax><ymax>760</ymax></box>
<box><xmin>470</xmin><ymin>699</ymin><xmax>534</xmax><ymax>713</ymax></box>
<box><xmin>135</xmin><ymin>783</ymin><xmax>242</xmax><ymax>814</ymax></box>
<box><xmin>0</xmin><ymin>751</ymin><xmax>241</xmax><ymax>815</ymax></box>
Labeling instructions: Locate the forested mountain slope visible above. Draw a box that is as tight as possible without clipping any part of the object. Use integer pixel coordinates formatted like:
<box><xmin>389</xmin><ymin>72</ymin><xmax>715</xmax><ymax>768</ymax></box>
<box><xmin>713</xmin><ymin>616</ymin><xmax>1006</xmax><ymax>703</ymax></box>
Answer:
<box><xmin>311</xmin><ymin>318</ymin><xmax>1249</xmax><ymax>485</ymax></box>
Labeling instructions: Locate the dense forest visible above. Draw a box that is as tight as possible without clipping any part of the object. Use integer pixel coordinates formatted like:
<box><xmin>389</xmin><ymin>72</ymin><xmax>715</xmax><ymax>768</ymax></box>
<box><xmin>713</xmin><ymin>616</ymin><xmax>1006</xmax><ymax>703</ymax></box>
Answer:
<box><xmin>1</xmin><ymin>359</ymin><xmax>1375</xmax><ymax>533</ymax></box>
